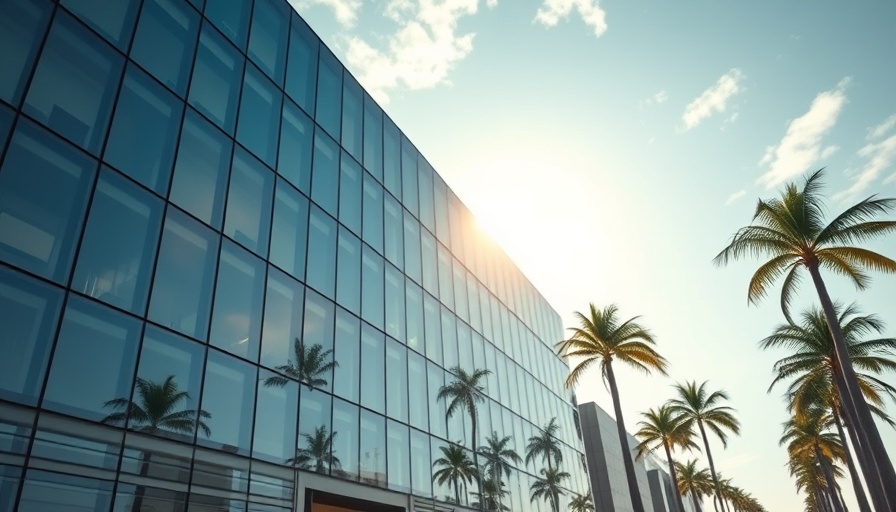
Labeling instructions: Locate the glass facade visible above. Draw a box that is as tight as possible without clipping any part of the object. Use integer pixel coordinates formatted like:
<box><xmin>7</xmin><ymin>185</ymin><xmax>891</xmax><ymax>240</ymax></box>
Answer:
<box><xmin>0</xmin><ymin>0</ymin><xmax>586</xmax><ymax>510</ymax></box>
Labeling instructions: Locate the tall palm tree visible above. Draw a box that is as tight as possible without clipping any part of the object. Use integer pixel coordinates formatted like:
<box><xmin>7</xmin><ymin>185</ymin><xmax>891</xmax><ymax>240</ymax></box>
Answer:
<box><xmin>781</xmin><ymin>407</ymin><xmax>847</xmax><ymax>512</ymax></box>
<box><xmin>717</xmin><ymin>480</ymin><xmax>768</xmax><ymax>512</ymax></box>
<box><xmin>479</xmin><ymin>431</ymin><xmax>522</xmax><ymax>511</ymax></box>
<box><xmin>714</xmin><ymin>169</ymin><xmax>896</xmax><ymax>507</ymax></box>
<box><xmin>529</xmin><ymin>467</ymin><xmax>570</xmax><ymax>512</ymax></box>
<box><xmin>634</xmin><ymin>404</ymin><xmax>699</xmax><ymax>512</ymax></box>
<box><xmin>525</xmin><ymin>417</ymin><xmax>563</xmax><ymax>473</ymax></box>
<box><xmin>675</xmin><ymin>459</ymin><xmax>714</xmax><ymax>512</ymax></box>
<box><xmin>556</xmin><ymin>303</ymin><xmax>668</xmax><ymax>512</ymax></box>
<box><xmin>569</xmin><ymin>492</ymin><xmax>595</xmax><ymax>512</ymax></box>
<box><xmin>437</xmin><ymin>366</ymin><xmax>491</xmax><ymax>511</ymax></box>
<box><xmin>762</xmin><ymin>303</ymin><xmax>896</xmax><ymax>512</ymax></box>
<box><xmin>669</xmin><ymin>381</ymin><xmax>740</xmax><ymax>512</ymax></box>
<box><xmin>290</xmin><ymin>425</ymin><xmax>341</xmax><ymax>473</ymax></box>
<box><xmin>264</xmin><ymin>338</ymin><xmax>338</xmax><ymax>390</ymax></box>
<box><xmin>433</xmin><ymin>443</ymin><xmax>478</xmax><ymax>505</ymax></box>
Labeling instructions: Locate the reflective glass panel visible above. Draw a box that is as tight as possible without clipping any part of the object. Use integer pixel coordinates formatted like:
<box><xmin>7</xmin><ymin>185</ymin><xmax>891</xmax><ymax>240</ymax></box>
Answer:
<box><xmin>441</xmin><ymin>308</ymin><xmax>458</xmax><ymax>370</ymax></box>
<box><xmin>24</xmin><ymin>11</ymin><xmax>122</xmax><ymax>154</ymax></box>
<box><xmin>105</xmin><ymin>65</ymin><xmax>183</xmax><ymax>194</ymax></box>
<box><xmin>0</xmin><ymin>267</ymin><xmax>63</xmax><ymax>405</ymax></box>
<box><xmin>114</xmin><ymin>484</ymin><xmax>187</xmax><ymax>512</ymax></box>
<box><xmin>335</xmin><ymin>228</ymin><xmax>361</xmax><ymax>315</ymax></box>
<box><xmin>237</xmin><ymin>64</ymin><xmax>281</xmax><ymax>167</ymax></box>
<box><xmin>254</xmin><ymin>369</ymin><xmax>298</xmax><ymax>464</ymax></box>
<box><xmin>338</xmin><ymin>154</ymin><xmax>362</xmax><ymax>235</ymax></box>
<box><xmin>310</xmin><ymin>130</ymin><xmax>339</xmax><ymax>216</ymax></box>
<box><xmin>18</xmin><ymin>470</ymin><xmax>113</xmax><ymax>512</ymax></box>
<box><xmin>210</xmin><ymin>241</ymin><xmax>266</xmax><ymax>361</ymax></box>
<box><xmin>169</xmin><ymin>109</ymin><xmax>233</xmax><ymax>228</ymax></box>
<box><xmin>386</xmin><ymin>420</ymin><xmax>410</xmax><ymax>493</ymax></box>
<box><xmin>458</xmin><ymin>322</ymin><xmax>473</xmax><ymax>373</ymax></box>
<box><xmin>362</xmin><ymin>174</ymin><xmax>384</xmax><ymax>253</ymax></box>
<box><xmin>407</xmin><ymin>351</ymin><xmax>428</xmax><ymax>431</ymax></box>
<box><xmin>452</xmin><ymin>259</ymin><xmax>468</xmax><ymax>322</ymax></box>
<box><xmin>406</xmin><ymin>281</ymin><xmax>424</xmax><ymax>353</ymax></box>
<box><xmin>332</xmin><ymin>398</ymin><xmax>359</xmax><ymax>480</ymax></box>
<box><xmin>360</xmin><ymin>246</ymin><xmax>384</xmax><ymax>330</ymax></box>
<box><xmin>383</xmin><ymin>195</ymin><xmax>403</xmax><ymax>269</ymax></box>
<box><xmin>360</xmin><ymin>324</ymin><xmax>384</xmax><ymax>414</ymax></box>
<box><xmin>269</xmin><ymin>179</ymin><xmax>308</xmax><ymax>280</ymax></box>
<box><xmin>362</xmin><ymin>96</ymin><xmax>383</xmax><ymax>182</ymax></box>
<box><xmin>0</xmin><ymin>465</ymin><xmax>20</xmax><ymax>512</ymax></box>
<box><xmin>148</xmin><ymin>208</ymin><xmax>220</xmax><ymax>340</ymax></box>
<box><xmin>433</xmin><ymin>175</ymin><xmax>450</xmax><ymax>245</ymax></box>
<box><xmin>418</xmin><ymin>159</ymin><xmax>435</xmax><ymax>232</ymax></box>
<box><xmin>278</xmin><ymin>100</ymin><xmax>313</xmax><ymax>194</ymax></box>
<box><xmin>191</xmin><ymin>447</ymin><xmax>250</xmax><ymax>501</ymax></box>
<box><xmin>420</xmin><ymin>229</ymin><xmax>438</xmax><ymax>296</ymax></box>
<box><xmin>400</xmin><ymin>139</ymin><xmax>418</xmax><ymax>216</ymax></box>
<box><xmin>130</xmin><ymin>0</ymin><xmax>199</xmax><ymax>96</ymax></box>
<box><xmin>305</xmin><ymin>206</ymin><xmax>337</xmax><ymax>298</ymax></box>
<box><xmin>62</xmin><ymin>0</ymin><xmax>140</xmax><ymax>50</ymax></box>
<box><xmin>359</xmin><ymin>410</ymin><xmax>385</xmax><ymax>487</ymax></box>
<box><xmin>224</xmin><ymin>149</ymin><xmax>274</xmax><ymax>257</ymax></box>
<box><xmin>0</xmin><ymin>0</ymin><xmax>51</xmax><ymax>106</ymax></box>
<box><xmin>341</xmin><ymin>76</ymin><xmax>362</xmax><ymax>161</ymax></box>
<box><xmin>30</xmin><ymin>413</ymin><xmax>122</xmax><ymax>471</ymax></box>
<box><xmin>296</xmin><ymin>387</ymin><xmax>331</xmax><ymax>473</ymax></box>
<box><xmin>284</xmin><ymin>16</ymin><xmax>318</xmax><ymax>115</ymax></box>
<box><xmin>199</xmin><ymin>350</ymin><xmax>257</xmax><ymax>455</ymax></box>
<box><xmin>427</xmin><ymin>362</ymin><xmax>446</xmax><ymax>438</ymax></box>
<box><xmin>384</xmin><ymin>264</ymin><xmax>405</xmax><ymax>342</ymax></box>
<box><xmin>385</xmin><ymin>339</ymin><xmax>408</xmax><ymax>423</ymax></box>
<box><xmin>248</xmin><ymin>0</ymin><xmax>287</xmax><ymax>84</ymax></box>
<box><xmin>333</xmin><ymin>308</ymin><xmax>360</xmax><ymax>404</ymax></box>
<box><xmin>205</xmin><ymin>0</ymin><xmax>250</xmax><ymax>50</ymax></box>
<box><xmin>43</xmin><ymin>296</ymin><xmax>140</xmax><ymax>422</ymax></box>
<box><xmin>382</xmin><ymin>118</ymin><xmax>401</xmax><ymax>199</ymax></box>
<box><xmin>437</xmin><ymin>244</ymin><xmax>454</xmax><ymax>308</ymax></box>
<box><xmin>73</xmin><ymin>168</ymin><xmax>164</xmax><ymax>315</ymax></box>
<box><xmin>409</xmin><ymin>429</ymin><xmax>431</xmax><ymax>496</ymax></box>
<box><xmin>260</xmin><ymin>267</ymin><xmax>304</xmax><ymax>371</ymax></box>
<box><xmin>404</xmin><ymin>213</ymin><xmax>422</xmax><ymax>284</ymax></box>
<box><xmin>315</xmin><ymin>49</ymin><xmax>341</xmax><ymax>140</ymax></box>
<box><xmin>188</xmin><ymin>22</ymin><xmax>243</xmax><ymax>134</ymax></box>
<box><xmin>423</xmin><ymin>293</ymin><xmax>442</xmax><ymax>366</ymax></box>
<box><xmin>302</xmin><ymin>290</ymin><xmax>335</xmax><ymax>392</ymax></box>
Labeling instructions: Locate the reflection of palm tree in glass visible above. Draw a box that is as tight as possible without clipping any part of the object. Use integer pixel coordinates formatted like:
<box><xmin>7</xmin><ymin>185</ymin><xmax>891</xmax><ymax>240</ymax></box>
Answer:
<box><xmin>264</xmin><ymin>338</ymin><xmax>338</xmax><ymax>390</ymax></box>
<box><xmin>101</xmin><ymin>375</ymin><xmax>210</xmax><ymax>512</ymax></box>
<box><xmin>569</xmin><ymin>492</ymin><xmax>595</xmax><ymax>512</ymax></box>
<box><xmin>432</xmin><ymin>443</ymin><xmax>478</xmax><ymax>505</ymax></box>
<box><xmin>471</xmin><ymin>478</ymin><xmax>509</xmax><ymax>512</ymax></box>
<box><xmin>529</xmin><ymin>467</ymin><xmax>570</xmax><ymax>512</ymax></box>
<box><xmin>290</xmin><ymin>425</ymin><xmax>341</xmax><ymax>474</ymax></box>
<box><xmin>479</xmin><ymin>431</ymin><xmax>521</xmax><ymax>512</ymax></box>
<box><xmin>525</xmin><ymin>417</ymin><xmax>563</xmax><ymax>473</ymax></box>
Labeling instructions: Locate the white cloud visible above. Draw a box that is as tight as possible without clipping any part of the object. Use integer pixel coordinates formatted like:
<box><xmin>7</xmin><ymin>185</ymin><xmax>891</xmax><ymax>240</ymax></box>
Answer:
<box><xmin>680</xmin><ymin>69</ymin><xmax>745</xmax><ymax>131</ymax></box>
<box><xmin>758</xmin><ymin>78</ymin><xmax>851</xmax><ymax>188</ymax></box>
<box><xmin>639</xmin><ymin>90</ymin><xmax>668</xmax><ymax>109</ymax></box>
<box><xmin>534</xmin><ymin>0</ymin><xmax>608</xmax><ymax>37</ymax></box>
<box><xmin>344</xmin><ymin>0</ymin><xmax>492</xmax><ymax>104</ymax></box>
<box><xmin>725</xmin><ymin>189</ymin><xmax>747</xmax><ymax>206</ymax></box>
<box><xmin>835</xmin><ymin>113</ymin><xmax>896</xmax><ymax>199</ymax></box>
<box><xmin>288</xmin><ymin>0</ymin><xmax>362</xmax><ymax>27</ymax></box>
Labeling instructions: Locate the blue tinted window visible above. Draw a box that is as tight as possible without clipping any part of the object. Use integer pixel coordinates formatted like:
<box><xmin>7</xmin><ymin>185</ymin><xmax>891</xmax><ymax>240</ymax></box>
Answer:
<box><xmin>25</xmin><ymin>11</ymin><xmax>123</xmax><ymax>154</ymax></box>
<box><xmin>0</xmin><ymin>0</ymin><xmax>52</xmax><ymax>106</ymax></box>
<box><xmin>441</xmin><ymin>308</ymin><xmax>458</xmax><ymax>369</ymax></box>
<box><xmin>0</xmin><ymin>465</ymin><xmax>21</xmax><ymax>511</ymax></box>
<box><xmin>73</xmin><ymin>168</ymin><xmax>163</xmax><ymax>315</ymax></box>
<box><xmin>302</xmin><ymin>290</ymin><xmax>336</xmax><ymax>391</ymax></box>
<box><xmin>310</xmin><ymin>130</ymin><xmax>339</xmax><ymax>216</ymax></box>
<box><xmin>383</xmin><ymin>118</ymin><xmax>401</xmax><ymax>199</ymax></box>
<box><xmin>467</xmin><ymin>273</ymin><xmax>482</xmax><ymax>333</ymax></box>
<box><xmin>335</xmin><ymin>228</ymin><xmax>361</xmax><ymax>315</ymax></box>
<box><xmin>404</xmin><ymin>213</ymin><xmax>422</xmax><ymax>284</ymax></box>
<box><xmin>115</xmin><ymin>485</ymin><xmax>187</xmax><ymax>512</ymax></box>
<box><xmin>130</xmin><ymin>0</ymin><xmax>199</xmax><ymax>96</ymax></box>
<box><xmin>62</xmin><ymin>0</ymin><xmax>140</xmax><ymax>50</ymax></box>
<box><xmin>384</xmin><ymin>264</ymin><xmax>404</xmax><ymax>342</ymax></box>
<box><xmin>237</xmin><ymin>64</ymin><xmax>282</xmax><ymax>167</ymax></box>
<box><xmin>362</xmin><ymin>174</ymin><xmax>384</xmax><ymax>253</ymax></box>
<box><xmin>18</xmin><ymin>470</ymin><xmax>113</xmax><ymax>512</ymax></box>
<box><xmin>210</xmin><ymin>241</ymin><xmax>266</xmax><ymax>362</ymax></box>
<box><xmin>341</xmin><ymin>77</ymin><xmax>362</xmax><ymax>161</ymax></box>
<box><xmin>385</xmin><ymin>340</ymin><xmax>407</xmax><ymax>423</ymax></box>
<box><xmin>205</xmin><ymin>0</ymin><xmax>251</xmax><ymax>50</ymax></box>
<box><xmin>248</xmin><ymin>0</ymin><xmax>288</xmax><ymax>84</ymax></box>
<box><xmin>338</xmin><ymin>154</ymin><xmax>362</xmax><ymax>235</ymax></box>
<box><xmin>305</xmin><ymin>206</ymin><xmax>337</xmax><ymax>298</ymax></box>
<box><xmin>433</xmin><ymin>175</ymin><xmax>450</xmax><ymax>245</ymax></box>
<box><xmin>361</xmin><ymin>246</ymin><xmax>384</xmax><ymax>330</ymax></box>
<box><xmin>278</xmin><ymin>100</ymin><xmax>314</xmax><ymax>195</ymax></box>
<box><xmin>409</xmin><ymin>430</ymin><xmax>431</xmax><ymax>496</ymax></box>
<box><xmin>383</xmin><ymin>195</ymin><xmax>403</xmax><ymax>269</ymax></box>
<box><xmin>332</xmin><ymin>398</ymin><xmax>359</xmax><ymax>480</ymax></box>
<box><xmin>436</xmin><ymin>244</ymin><xmax>454</xmax><ymax>311</ymax></box>
<box><xmin>0</xmin><ymin>105</ymin><xmax>11</xmax><ymax>144</ymax></box>
<box><xmin>269</xmin><ymin>180</ymin><xmax>309</xmax><ymax>280</ymax></box>
<box><xmin>189</xmin><ymin>22</ymin><xmax>243</xmax><ymax>134</ymax></box>
<box><xmin>0</xmin><ymin>267</ymin><xmax>63</xmax><ymax>405</ymax></box>
<box><xmin>359</xmin><ymin>410</ymin><xmax>385</xmax><ymax>487</ymax></box>
<box><xmin>284</xmin><ymin>16</ymin><xmax>318</xmax><ymax>115</ymax></box>
<box><xmin>0</xmin><ymin>120</ymin><xmax>96</xmax><ymax>283</ymax></box>
<box><xmin>406</xmin><ymin>281</ymin><xmax>424</xmax><ymax>354</ymax></box>
<box><xmin>43</xmin><ymin>296</ymin><xmax>140</xmax><ymax>421</ymax></box>
<box><xmin>418</xmin><ymin>159</ymin><xmax>435</xmax><ymax>232</ymax></box>
<box><xmin>363</xmin><ymin>96</ymin><xmax>383</xmax><ymax>182</ymax></box>
<box><xmin>105</xmin><ymin>65</ymin><xmax>183</xmax><ymax>195</ymax></box>
<box><xmin>199</xmin><ymin>350</ymin><xmax>257</xmax><ymax>455</ymax></box>
<box><xmin>423</xmin><ymin>293</ymin><xmax>442</xmax><ymax>366</ymax></box>
<box><xmin>400</xmin><ymin>139</ymin><xmax>418</xmax><ymax>216</ymax></box>
<box><xmin>421</xmin><ymin>229</ymin><xmax>438</xmax><ymax>296</ymax></box>
<box><xmin>255</xmin><ymin>368</ymin><xmax>298</xmax><ymax>464</ymax></box>
<box><xmin>315</xmin><ymin>49</ymin><xmax>342</xmax><ymax>139</ymax></box>
<box><xmin>387</xmin><ymin>420</ymin><xmax>410</xmax><ymax>493</ymax></box>
<box><xmin>297</xmin><ymin>387</ymin><xmax>331</xmax><ymax>472</ymax></box>
<box><xmin>458</xmin><ymin>322</ymin><xmax>473</xmax><ymax>373</ymax></box>
<box><xmin>452</xmin><ymin>259</ymin><xmax>468</xmax><ymax>322</ymax></box>
<box><xmin>260</xmin><ymin>267</ymin><xmax>304</xmax><ymax>371</ymax></box>
<box><xmin>224</xmin><ymin>149</ymin><xmax>274</xmax><ymax>257</ymax></box>
<box><xmin>333</xmin><ymin>308</ymin><xmax>360</xmax><ymax>403</ymax></box>
<box><xmin>148</xmin><ymin>208</ymin><xmax>220</xmax><ymax>340</ymax></box>
<box><xmin>426</xmin><ymin>362</ymin><xmax>446</xmax><ymax>438</ymax></box>
<box><xmin>407</xmin><ymin>351</ymin><xmax>427</xmax><ymax>431</ymax></box>
<box><xmin>360</xmin><ymin>324</ymin><xmax>384</xmax><ymax>414</ymax></box>
<box><xmin>169</xmin><ymin>109</ymin><xmax>233</xmax><ymax>228</ymax></box>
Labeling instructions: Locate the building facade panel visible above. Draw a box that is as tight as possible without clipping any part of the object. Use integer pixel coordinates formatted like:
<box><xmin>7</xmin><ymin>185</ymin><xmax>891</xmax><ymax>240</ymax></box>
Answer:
<box><xmin>0</xmin><ymin>0</ymin><xmax>586</xmax><ymax>510</ymax></box>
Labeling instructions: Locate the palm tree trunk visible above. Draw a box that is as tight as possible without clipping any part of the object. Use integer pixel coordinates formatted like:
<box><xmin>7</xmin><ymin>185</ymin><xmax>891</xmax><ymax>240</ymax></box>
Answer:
<box><xmin>692</xmin><ymin>490</ymin><xmax>703</xmax><ymax>512</ymax></box>
<box><xmin>663</xmin><ymin>442</ymin><xmax>687</xmax><ymax>512</ymax></box>
<box><xmin>471</xmin><ymin>416</ymin><xmax>484</xmax><ymax>512</ymax></box>
<box><xmin>807</xmin><ymin>264</ymin><xmax>896</xmax><ymax>511</ymax></box>
<box><xmin>831</xmin><ymin>407</ymin><xmax>871</xmax><ymax>512</ymax></box>
<box><xmin>605</xmin><ymin>361</ymin><xmax>646</xmax><ymax>512</ymax></box>
<box><xmin>816</xmin><ymin>445</ymin><xmax>845</xmax><ymax>512</ymax></box>
<box><xmin>697</xmin><ymin>420</ymin><xmax>727</xmax><ymax>512</ymax></box>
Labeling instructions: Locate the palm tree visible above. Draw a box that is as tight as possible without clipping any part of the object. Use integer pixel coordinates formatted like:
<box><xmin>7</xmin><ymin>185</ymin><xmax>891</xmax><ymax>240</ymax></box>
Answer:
<box><xmin>264</xmin><ymin>338</ymin><xmax>338</xmax><ymax>390</ymax></box>
<box><xmin>669</xmin><ymin>381</ymin><xmax>740</xmax><ymax>512</ymax></box>
<box><xmin>569</xmin><ymin>492</ymin><xmax>595</xmax><ymax>512</ymax></box>
<box><xmin>762</xmin><ymin>303</ymin><xmax>896</xmax><ymax>512</ymax></box>
<box><xmin>432</xmin><ymin>443</ymin><xmax>478</xmax><ymax>505</ymax></box>
<box><xmin>714</xmin><ymin>169</ymin><xmax>896</xmax><ymax>507</ymax></box>
<box><xmin>717</xmin><ymin>480</ymin><xmax>767</xmax><ymax>512</ymax></box>
<box><xmin>290</xmin><ymin>425</ymin><xmax>341</xmax><ymax>473</ymax></box>
<box><xmin>781</xmin><ymin>407</ymin><xmax>847</xmax><ymax>512</ymax></box>
<box><xmin>675</xmin><ymin>459</ymin><xmax>714</xmax><ymax>512</ymax></box>
<box><xmin>634</xmin><ymin>404</ymin><xmax>699</xmax><ymax>512</ymax></box>
<box><xmin>556</xmin><ymin>303</ymin><xmax>668</xmax><ymax>512</ymax></box>
<box><xmin>525</xmin><ymin>417</ymin><xmax>563</xmax><ymax>473</ymax></box>
<box><xmin>470</xmin><ymin>477</ymin><xmax>509</xmax><ymax>512</ymax></box>
<box><xmin>479</xmin><ymin>431</ymin><xmax>522</xmax><ymax>511</ymax></box>
<box><xmin>437</xmin><ymin>366</ymin><xmax>491</xmax><ymax>511</ymax></box>
<box><xmin>529</xmin><ymin>467</ymin><xmax>570</xmax><ymax>512</ymax></box>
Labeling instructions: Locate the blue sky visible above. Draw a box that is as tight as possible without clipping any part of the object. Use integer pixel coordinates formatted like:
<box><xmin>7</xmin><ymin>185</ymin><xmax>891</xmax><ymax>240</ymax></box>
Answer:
<box><xmin>291</xmin><ymin>1</ymin><xmax>896</xmax><ymax>510</ymax></box>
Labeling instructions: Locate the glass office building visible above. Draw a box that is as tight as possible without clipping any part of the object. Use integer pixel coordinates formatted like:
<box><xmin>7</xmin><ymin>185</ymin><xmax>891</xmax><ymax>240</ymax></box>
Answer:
<box><xmin>0</xmin><ymin>0</ymin><xmax>587</xmax><ymax>510</ymax></box>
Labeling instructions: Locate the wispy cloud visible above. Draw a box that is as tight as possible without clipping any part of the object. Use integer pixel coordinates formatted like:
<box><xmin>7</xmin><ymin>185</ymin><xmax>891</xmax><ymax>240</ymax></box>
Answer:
<box><xmin>718</xmin><ymin>452</ymin><xmax>760</xmax><ymax>470</ymax></box>
<box><xmin>535</xmin><ymin>0</ymin><xmax>608</xmax><ymax>37</ymax></box>
<box><xmin>343</xmin><ymin>0</ymin><xmax>495</xmax><ymax>104</ymax></box>
<box><xmin>758</xmin><ymin>78</ymin><xmax>850</xmax><ymax>188</ymax></box>
<box><xmin>680</xmin><ymin>69</ymin><xmax>745</xmax><ymax>132</ymax></box>
<box><xmin>639</xmin><ymin>90</ymin><xmax>668</xmax><ymax>109</ymax></box>
<box><xmin>288</xmin><ymin>0</ymin><xmax>362</xmax><ymax>27</ymax></box>
<box><xmin>725</xmin><ymin>189</ymin><xmax>746</xmax><ymax>206</ymax></box>
<box><xmin>834</xmin><ymin>113</ymin><xmax>896</xmax><ymax>200</ymax></box>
